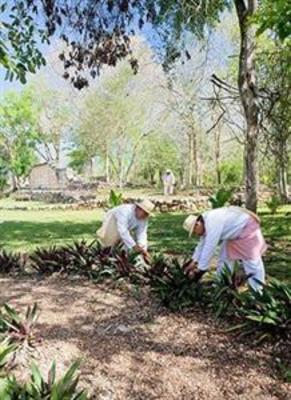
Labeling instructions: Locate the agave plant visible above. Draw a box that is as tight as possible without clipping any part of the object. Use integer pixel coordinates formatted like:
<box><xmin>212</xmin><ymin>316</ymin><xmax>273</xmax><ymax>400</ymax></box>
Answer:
<box><xmin>0</xmin><ymin>303</ymin><xmax>40</xmax><ymax>350</ymax></box>
<box><xmin>0</xmin><ymin>250</ymin><xmax>25</xmax><ymax>274</ymax></box>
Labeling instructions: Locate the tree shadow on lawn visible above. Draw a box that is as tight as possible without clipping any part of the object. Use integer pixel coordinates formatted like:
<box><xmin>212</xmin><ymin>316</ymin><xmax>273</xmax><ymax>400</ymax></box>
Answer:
<box><xmin>150</xmin><ymin>213</ymin><xmax>198</xmax><ymax>254</ymax></box>
<box><xmin>0</xmin><ymin>220</ymin><xmax>101</xmax><ymax>250</ymax></box>
<box><xmin>261</xmin><ymin>213</ymin><xmax>291</xmax><ymax>282</ymax></box>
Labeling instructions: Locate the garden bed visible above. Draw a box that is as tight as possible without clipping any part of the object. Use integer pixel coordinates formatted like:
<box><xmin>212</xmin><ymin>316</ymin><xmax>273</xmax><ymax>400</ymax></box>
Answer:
<box><xmin>1</xmin><ymin>276</ymin><xmax>290</xmax><ymax>400</ymax></box>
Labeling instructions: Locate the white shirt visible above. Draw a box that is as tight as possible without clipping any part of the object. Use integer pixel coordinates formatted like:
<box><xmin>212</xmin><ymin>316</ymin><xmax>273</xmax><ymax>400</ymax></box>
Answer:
<box><xmin>192</xmin><ymin>207</ymin><xmax>251</xmax><ymax>271</ymax></box>
<box><xmin>163</xmin><ymin>172</ymin><xmax>175</xmax><ymax>185</ymax></box>
<box><xmin>110</xmin><ymin>204</ymin><xmax>148</xmax><ymax>250</ymax></box>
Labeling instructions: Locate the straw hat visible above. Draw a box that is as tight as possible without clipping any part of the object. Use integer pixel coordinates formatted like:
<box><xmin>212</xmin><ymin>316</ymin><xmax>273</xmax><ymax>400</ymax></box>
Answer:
<box><xmin>183</xmin><ymin>215</ymin><xmax>198</xmax><ymax>237</ymax></box>
<box><xmin>135</xmin><ymin>199</ymin><xmax>155</xmax><ymax>216</ymax></box>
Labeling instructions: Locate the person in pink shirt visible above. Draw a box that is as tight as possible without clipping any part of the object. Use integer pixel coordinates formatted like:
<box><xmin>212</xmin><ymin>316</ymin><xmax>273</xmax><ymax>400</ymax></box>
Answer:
<box><xmin>183</xmin><ymin>206</ymin><xmax>267</xmax><ymax>291</ymax></box>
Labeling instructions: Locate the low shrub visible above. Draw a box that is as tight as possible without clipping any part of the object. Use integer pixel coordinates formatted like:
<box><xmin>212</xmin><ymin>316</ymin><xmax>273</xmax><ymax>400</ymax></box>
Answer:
<box><xmin>266</xmin><ymin>194</ymin><xmax>281</xmax><ymax>214</ymax></box>
<box><xmin>208</xmin><ymin>187</ymin><xmax>234</xmax><ymax>209</ymax></box>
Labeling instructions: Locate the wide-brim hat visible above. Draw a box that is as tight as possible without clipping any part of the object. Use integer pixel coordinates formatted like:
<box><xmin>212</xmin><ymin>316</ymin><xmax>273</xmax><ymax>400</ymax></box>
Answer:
<box><xmin>183</xmin><ymin>215</ymin><xmax>198</xmax><ymax>237</ymax></box>
<box><xmin>135</xmin><ymin>199</ymin><xmax>155</xmax><ymax>216</ymax></box>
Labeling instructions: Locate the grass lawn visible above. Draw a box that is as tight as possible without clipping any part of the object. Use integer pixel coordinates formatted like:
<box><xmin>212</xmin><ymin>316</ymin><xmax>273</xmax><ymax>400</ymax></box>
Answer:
<box><xmin>0</xmin><ymin>203</ymin><xmax>290</xmax><ymax>281</ymax></box>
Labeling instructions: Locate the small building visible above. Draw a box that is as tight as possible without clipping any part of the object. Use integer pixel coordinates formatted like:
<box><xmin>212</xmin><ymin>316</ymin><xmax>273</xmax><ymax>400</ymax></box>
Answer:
<box><xmin>29</xmin><ymin>163</ymin><xmax>68</xmax><ymax>189</ymax></box>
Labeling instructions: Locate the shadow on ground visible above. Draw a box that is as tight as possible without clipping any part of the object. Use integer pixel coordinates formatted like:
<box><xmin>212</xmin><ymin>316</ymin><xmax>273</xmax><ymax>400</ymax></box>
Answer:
<box><xmin>0</xmin><ymin>277</ymin><xmax>290</xmax><ymax>399</ymax></box>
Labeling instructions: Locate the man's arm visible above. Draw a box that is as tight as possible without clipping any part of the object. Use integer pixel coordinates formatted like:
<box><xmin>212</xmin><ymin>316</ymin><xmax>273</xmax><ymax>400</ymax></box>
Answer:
<box><xmin>136</xmin><ymin>221</ymin><xmax>148</xmax><ymax>250</ymax></box>
<box><xmin>192</xmin><ymin>237</ymin><xmax>205</xmax><ymax>262</ymax></box>
<box><xmin>197</xmin><ymin>224</ymin><xmax>223</xmax><ymax>271</ymax></box>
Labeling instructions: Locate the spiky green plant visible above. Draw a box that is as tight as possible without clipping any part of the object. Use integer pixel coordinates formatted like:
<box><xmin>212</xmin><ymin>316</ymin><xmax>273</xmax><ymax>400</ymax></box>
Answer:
<box><xmin>0</xmin><ymin>341</ymin><xmax>17</xmax><ymax>372</ymax></box>
<box><xmin>30</xmin><ymin>246</ymin><xmax>70</xmax><ymax>275</ymax></box>
<box><xmin>234</xmin><ymin>279</ymin><xmax>291</xmax><ymax>341</ymax></box>
<box><xmin>30</xmin><ymin>240</ymin><xmax>115</xmax><ymax>281</ymax></box>
<box><xmin>210</xmin><ymin>264</ymin><xmax>248</xmax><ymax>318</ymax></box>
<box><xmin>0</xmin><ymin>250</ymin><xmax>25</xmax><ymax>274</ymax></box>
<box><xmin>0</xmin><ymin>303</ymin><xmax>40</xmax><ymax>350</ymax></box>
<box><xmin>0</xmin><ymin>361</ymin><xmax>88</xmax><ymax>399</ymax></box>
<box><xmin>149</xmin><ymin>258</ymin><xmax>207</xmax><ymax>311</ymax></box>
<box><xmin>26</xmin><ymin>360</ymin><xmax>87</xmax><ymax>399</ymax></box>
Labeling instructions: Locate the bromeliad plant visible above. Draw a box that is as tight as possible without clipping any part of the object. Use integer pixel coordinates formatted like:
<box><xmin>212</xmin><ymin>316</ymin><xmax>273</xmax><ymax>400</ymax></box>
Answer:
<box><xmin>0</xmin><ymin>360</ymin><xmax>88</xmax><ymax>399</ymax></box>
<box><xmin>0</xmin><ymin>340</ymin><xmax>17</xmax><ymax>372</ymax></box>
<box><xmin>210</xmin><ymin>264</ymin><xmax>249</xmax><ymax>318</ymax></box>
<box><xmin>26</xmin><ymin>360</ymin><xmax>87</xmax><ymax>399</ymax></box>
<box><xmin>232</xmin><ymin>279</ymin><xmax>291</xmax><ymax>342</ymax></box>
<box><xmin>30</xmin><ymin>240</ymin><xmax>115</xmax><ymax>281</ymax></box>
<box><xmin>30</xmin><ymin>245</ymin><xmax>71</xmax><ymax>275</ymax></box>
<box><xmin>149</xmin><ymin>257</ymin><xmax>208</xmax><ymax>311</ymax></box>
<box><xmin>0</xmin><ymin>303</ymin><xmax>40</xmax><ymax>351</ymax></box>
<box><xmin>0</xmin><ymin>250</ymin><xmax>26</xmax><ymax>274</ymax></box>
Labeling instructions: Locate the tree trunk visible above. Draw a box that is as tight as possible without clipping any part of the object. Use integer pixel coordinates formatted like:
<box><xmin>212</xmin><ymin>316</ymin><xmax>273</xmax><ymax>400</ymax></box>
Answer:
<box><xmin>187</xmin><ymin>134</ymin><xmax>194</xmax><ymax>188</ymax></box>
<box><xmin>277</xmin><ymin>141</ymin><xmax>289</xmax><ymax>202</ymax></box>
<box><xmin>193</xmin><ymin>128</ymin><xmax>200</xmax><ymax>186</ymax></box>
<box><xmin>214</xmin><ymin>129</ymin><xmax>221</xmax><ymax>185</ymax></box>
<box><xmin>105</xmin><ymin>147</ymin><xmax>110</xmax><ymax>183</ymax></box>
<box><xmin>235</xmin><ymin>0</ymin><xmax>259</xmax><ymax>212</ymax></box>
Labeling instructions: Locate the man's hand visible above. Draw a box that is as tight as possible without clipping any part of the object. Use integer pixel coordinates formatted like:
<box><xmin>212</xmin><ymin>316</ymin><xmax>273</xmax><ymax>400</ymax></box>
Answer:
<box><xmin>183</xmin><ymin>260</ymin><xmax>205</xmax><ymax>282</ymax></box>
<box><xmin>183</xmin><ymin>260</ymin><xmax>197</xmax><ymax>277</ymax></box>
<box><xmin>133</xmin><ymin>245</ymin><xmax>151</xmax><ymax>264</ymax></box>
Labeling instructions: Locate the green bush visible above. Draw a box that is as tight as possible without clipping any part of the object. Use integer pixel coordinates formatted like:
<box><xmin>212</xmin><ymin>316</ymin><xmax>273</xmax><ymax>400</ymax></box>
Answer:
<box><xmin>208</xmin><ymin>187</ymin><xmax>234</xmax><ymax>209</ymax></box>
<box><xmin>108</xmin><ymin>189</ymin><xmax>123</xmax><ymax>208</ymax></box>
<box><xmin>266</xmin><ymin>194</ymin><xmax>281</xmax><ymax>214</ymax></box>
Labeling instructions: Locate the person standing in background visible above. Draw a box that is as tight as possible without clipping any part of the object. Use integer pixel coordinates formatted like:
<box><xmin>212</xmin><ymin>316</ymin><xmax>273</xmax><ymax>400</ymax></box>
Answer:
<box><xmin>163</xmin><ymin>170</ymin><xmax>176</xmax><ymax>196</ymax></box>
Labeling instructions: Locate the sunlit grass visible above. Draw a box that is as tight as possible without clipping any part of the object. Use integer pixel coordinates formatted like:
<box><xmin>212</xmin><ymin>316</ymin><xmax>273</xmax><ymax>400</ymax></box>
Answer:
<box><xmin>0</xmin><ymin>202</ymin><xmax>290</xmax><ymax>282</ymax></box>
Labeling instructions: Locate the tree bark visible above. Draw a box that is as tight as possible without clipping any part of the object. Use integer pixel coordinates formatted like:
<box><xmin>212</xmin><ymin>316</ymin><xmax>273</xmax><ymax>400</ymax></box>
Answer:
<box><xmin>214</xmin><ymin>129</ymin><xmax>221</xmax><ymax>185</ymax></box>
<box><xmin>234</xmin><ymin>0</ymin><xmax>259</xmax><ymax>212</ymax></box>
<box><xmin>277</xmin><ymin>141</ymin><xmax>289</xmax><ymax>202</ymax></box>
<box><xmin>187</xmin><ymin>134</ymin><xmax>194</xmax><ymax>187</ymax></box>
<box><xmin>193</xmin><ymin>128</ymin><xmax>200</xmax><ymax>186</ymax></box>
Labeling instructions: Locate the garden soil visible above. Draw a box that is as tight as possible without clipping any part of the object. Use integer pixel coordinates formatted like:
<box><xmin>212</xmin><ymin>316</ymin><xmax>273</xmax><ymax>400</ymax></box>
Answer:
<box><xmin>0</xmin><ymin>276</ymin><xmax>290</xmax><ymax>400</ymax></box>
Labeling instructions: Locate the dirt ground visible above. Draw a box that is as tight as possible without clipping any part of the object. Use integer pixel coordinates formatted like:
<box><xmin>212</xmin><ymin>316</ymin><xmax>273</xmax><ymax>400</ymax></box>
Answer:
<box><xmin>1</xmin><ymin>276</ymin><xmax>290</xmax><ymax>400</ymax></box>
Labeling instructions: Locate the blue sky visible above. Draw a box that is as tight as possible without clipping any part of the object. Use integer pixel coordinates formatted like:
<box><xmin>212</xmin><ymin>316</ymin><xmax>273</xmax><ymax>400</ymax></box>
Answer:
<box><xmin>0</xmin><ymin>7</ymin><xmax>235</xmax><ymax>96</ymax></box>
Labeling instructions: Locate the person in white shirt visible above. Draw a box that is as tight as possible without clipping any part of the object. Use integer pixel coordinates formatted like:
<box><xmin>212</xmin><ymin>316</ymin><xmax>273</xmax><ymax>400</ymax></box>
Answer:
<box><xmin>97</xmin><ymin>199</ymin><xmax>155</xmax><ymax>262</ymax></box>
<box><xmin>183</xmin><ymin>206</ymin><xmax>267</xmax><ymax>291</ymax></box>
<box><xmin>163</xmin><ymin>170</ymin><xmax>176</xmax><ymax>195</ymax></box>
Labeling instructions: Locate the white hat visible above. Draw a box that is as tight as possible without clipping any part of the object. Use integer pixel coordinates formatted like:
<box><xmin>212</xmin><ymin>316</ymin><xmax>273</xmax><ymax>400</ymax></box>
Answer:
<box><xmin>135</xmin><ymin>199</ymin><xmax>155</xmax><ymax>216</ymax></box>
<box><xmin>183</xmin><ymin>215</ymin><xmax>198</xmax><ymax>237</ymax></box>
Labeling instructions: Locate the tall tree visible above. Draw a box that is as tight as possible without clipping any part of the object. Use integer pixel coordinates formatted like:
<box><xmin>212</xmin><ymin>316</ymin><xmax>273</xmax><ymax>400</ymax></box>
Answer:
<box><xmin>0</xmin><ymin>89</ymin><xmax>40</xmax><ymax>189</ymax></box>
<box><xmin>2</xmin><ymin>0</ymin><xmax>290</xmax><ymax>209</ymax></box>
